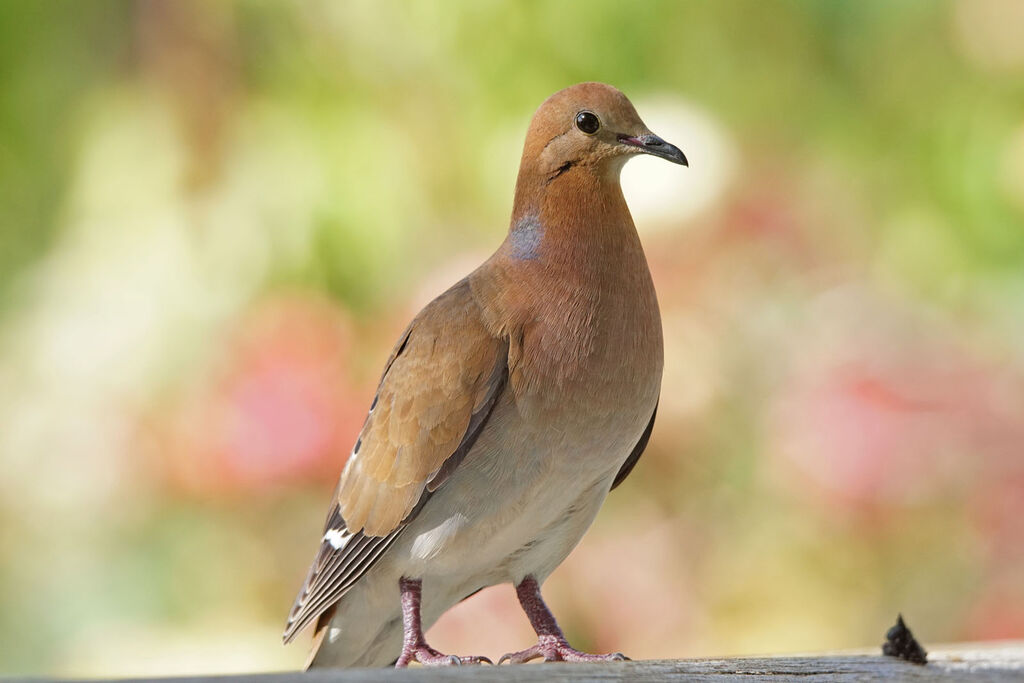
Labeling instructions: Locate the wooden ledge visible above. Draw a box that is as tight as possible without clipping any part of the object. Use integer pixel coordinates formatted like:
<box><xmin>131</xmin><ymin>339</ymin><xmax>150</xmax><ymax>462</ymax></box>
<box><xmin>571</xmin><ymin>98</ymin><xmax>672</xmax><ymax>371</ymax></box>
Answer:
<box><xmin>12</xmin><ymin>641</ymin><xmax>1022</xmax><ymax>683</ymax></box>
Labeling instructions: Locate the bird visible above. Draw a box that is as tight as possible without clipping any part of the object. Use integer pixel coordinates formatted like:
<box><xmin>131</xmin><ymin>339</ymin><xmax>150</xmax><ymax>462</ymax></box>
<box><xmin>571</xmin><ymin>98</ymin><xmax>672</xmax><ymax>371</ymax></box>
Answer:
<box><xmin>282</xmin><ymin>82</ymin><xmax>687</xmax><ymax>668</ymax></box>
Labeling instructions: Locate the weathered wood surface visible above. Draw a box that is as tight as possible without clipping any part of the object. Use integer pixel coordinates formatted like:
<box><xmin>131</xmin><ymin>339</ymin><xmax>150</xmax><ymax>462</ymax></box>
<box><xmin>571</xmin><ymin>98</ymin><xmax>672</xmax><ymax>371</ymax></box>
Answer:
<box><xmin>9</xmin><ymin>642</ymin><xmax>1024</xmax><ymax>682</ymax></box>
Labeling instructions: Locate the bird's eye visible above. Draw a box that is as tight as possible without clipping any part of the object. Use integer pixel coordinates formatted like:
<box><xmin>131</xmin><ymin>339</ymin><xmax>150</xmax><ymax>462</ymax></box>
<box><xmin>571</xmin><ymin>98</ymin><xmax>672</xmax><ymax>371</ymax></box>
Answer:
<box><xmin>575</xmin><ymin>111</ymin><xmax>600</xmax><ymax>135</ymax></box>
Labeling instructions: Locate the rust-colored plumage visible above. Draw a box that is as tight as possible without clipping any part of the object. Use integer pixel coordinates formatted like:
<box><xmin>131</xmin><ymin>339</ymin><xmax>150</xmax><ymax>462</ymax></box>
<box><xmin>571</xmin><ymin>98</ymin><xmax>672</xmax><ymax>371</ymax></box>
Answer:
<box><xmin>285</xmin><ymin>82</ymin><xmax>687</xmax><ymax>668</ymax></box>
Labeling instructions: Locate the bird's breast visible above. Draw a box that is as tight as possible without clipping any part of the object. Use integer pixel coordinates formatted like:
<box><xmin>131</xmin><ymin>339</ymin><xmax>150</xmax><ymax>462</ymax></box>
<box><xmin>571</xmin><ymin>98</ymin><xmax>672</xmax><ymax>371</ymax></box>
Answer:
<box><xmin>512</xmin><ymin>256</ymin><xmax>663</xmax><ymax>461</ymax></box>
<box><xmin>471</xmin><ymin>218</ymin><xmax>664</xmax><ymax>464</ymax></box>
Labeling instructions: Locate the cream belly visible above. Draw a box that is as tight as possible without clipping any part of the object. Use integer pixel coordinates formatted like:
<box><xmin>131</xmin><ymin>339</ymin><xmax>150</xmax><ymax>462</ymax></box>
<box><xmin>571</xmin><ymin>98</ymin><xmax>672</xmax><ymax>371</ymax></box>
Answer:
<box><xmin>314</xmin><ymin>386</ymin><xmax>654</xmax><ymax>668</ymax></box>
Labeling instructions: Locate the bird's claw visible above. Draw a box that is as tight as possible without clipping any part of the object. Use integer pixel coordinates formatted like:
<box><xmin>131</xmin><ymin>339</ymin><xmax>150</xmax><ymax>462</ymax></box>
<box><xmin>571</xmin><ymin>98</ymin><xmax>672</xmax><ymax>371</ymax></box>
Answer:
<box><xmin>498</xmin><ymin>646</ymin><xmax>542</xmax><ymax>665</ymax></box>
<box><xmin>498</xmin><ymin>635</ymin><xmax>630</xmax><ymax>664</ymax></box>
<box><xmin>395</xmin><ymin>644</ymin><xmax>492</xmax><ymax>667</ymax></box>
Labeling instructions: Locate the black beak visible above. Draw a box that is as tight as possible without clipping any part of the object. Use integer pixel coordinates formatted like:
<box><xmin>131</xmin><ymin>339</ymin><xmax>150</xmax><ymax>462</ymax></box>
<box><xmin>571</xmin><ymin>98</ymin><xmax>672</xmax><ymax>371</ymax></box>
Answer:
<box><xmin>618</xmin><ymin>132</ymin><xmax>688</xmax><ymax>166</ymax></box>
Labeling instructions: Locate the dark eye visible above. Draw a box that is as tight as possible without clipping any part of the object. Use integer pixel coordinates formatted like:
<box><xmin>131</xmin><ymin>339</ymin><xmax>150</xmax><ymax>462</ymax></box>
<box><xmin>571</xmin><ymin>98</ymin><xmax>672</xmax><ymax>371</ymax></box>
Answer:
<box><xmin>575</xmin><ymin>111</ymin><xmax>600</xmax><ymax>135</ymax></box>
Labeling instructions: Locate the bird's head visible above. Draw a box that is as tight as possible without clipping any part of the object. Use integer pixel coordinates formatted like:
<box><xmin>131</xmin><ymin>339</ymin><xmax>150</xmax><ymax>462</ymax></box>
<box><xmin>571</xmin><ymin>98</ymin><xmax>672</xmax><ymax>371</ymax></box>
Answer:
<box><xmin>521</xmin><ymin>82</ymin><xmax>688</xmax><ymax>181</ymax></box>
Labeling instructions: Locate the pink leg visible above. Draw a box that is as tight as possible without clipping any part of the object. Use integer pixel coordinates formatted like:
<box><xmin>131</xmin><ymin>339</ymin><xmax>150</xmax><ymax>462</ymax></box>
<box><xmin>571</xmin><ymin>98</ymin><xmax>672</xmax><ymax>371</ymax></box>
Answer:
<box><xmin>499</xmin><ymin>575</ymin><xmax>629</xmax><ymax>664</ymax></box>
<box><xmin>394</xmin><ymin>577</ymin><xmax>492</xmax><ymax>667</ymax></box>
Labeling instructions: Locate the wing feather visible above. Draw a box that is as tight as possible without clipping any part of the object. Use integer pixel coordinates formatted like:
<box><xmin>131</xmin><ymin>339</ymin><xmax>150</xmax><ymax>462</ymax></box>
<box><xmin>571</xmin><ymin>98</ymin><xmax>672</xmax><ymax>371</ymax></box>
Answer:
<box><xmin>283</xmin><ymin>279</ymin><xmax>507</xmax><ymax>643</ymax></box>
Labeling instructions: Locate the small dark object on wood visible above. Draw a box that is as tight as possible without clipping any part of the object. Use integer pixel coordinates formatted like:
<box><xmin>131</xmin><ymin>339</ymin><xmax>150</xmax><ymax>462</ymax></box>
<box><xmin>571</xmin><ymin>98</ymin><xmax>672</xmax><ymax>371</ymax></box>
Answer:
<box><xmin>883</xmin><ymin>613</ymin><xmax>928</xmax><ymax>665</ymax></box>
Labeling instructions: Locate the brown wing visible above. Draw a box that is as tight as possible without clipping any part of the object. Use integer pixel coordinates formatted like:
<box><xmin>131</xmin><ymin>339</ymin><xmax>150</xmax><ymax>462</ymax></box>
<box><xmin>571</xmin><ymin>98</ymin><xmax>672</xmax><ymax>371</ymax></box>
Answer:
<box><xmin>283</xmin><ymin>279</ymin><xmax>508</xmax><ymax>643</ymax></box>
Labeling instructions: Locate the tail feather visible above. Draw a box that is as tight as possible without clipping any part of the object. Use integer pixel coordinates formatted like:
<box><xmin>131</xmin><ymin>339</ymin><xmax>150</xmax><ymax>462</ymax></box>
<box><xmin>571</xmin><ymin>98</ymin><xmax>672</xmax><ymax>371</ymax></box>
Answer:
<box><xmin>304</xmin><ymin>596</ymin><xmax>404</xmax><ymax>669</ymax></box>
<box><xmin>302</xmin><ymin>605</ymin><xmax>336</xmax><ymax>670</ymax></box>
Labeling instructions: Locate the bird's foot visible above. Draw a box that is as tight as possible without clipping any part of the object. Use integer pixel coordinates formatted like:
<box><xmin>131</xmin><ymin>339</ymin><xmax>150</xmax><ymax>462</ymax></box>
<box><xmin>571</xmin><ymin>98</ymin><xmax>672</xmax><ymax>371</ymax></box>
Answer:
<box><xmin>394</xmin><ymin>576</ymin><xmax>492</xmax><ymax>667</ymax></box>
<box><xmin>395</xmin><ymin>642</ymin><xmax>492</xmax><ymax>667</ymax></box>
<box><xmin>498</xmin><ymin>634</ymin><xmax>629</xmax><ymax>664</ymax></box>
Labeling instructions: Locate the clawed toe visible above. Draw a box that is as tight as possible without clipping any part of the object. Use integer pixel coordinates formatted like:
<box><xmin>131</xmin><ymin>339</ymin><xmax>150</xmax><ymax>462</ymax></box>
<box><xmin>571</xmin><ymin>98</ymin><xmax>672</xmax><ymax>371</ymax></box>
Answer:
<box><xmin>498</xmin><ymin>645</ymin><xmax>543</xmax><ymax>665</ymax></box>
<box><xmin>396</xmin><ymin>645</ymin><xmax>492</xmax><ymax>667</ymax></box>
<box><xmin>498</xmin><ymin>636</ymin><xmax>630</xmax><ymax>664</ymax></box>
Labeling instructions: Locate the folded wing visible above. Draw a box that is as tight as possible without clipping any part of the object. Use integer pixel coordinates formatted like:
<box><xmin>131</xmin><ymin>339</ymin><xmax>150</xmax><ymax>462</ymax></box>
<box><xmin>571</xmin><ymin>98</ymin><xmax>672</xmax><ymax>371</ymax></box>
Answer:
<box><xmin>283</xmin><ymin>279</ymin><xmax>508</xmax><ymax>642</ymax></box>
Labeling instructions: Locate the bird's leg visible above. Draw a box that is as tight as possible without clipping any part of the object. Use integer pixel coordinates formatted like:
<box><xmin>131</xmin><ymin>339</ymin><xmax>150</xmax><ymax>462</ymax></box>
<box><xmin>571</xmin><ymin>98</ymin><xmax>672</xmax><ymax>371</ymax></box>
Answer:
<box><xmin>394</xmin><ymin>577</ymin><xmax>492</xmax><ymax>667</ymax></box>
<box><xmin>499</xmin><ymin>575</ymin><xmax>629</xmax><ymax>664</ymax></box>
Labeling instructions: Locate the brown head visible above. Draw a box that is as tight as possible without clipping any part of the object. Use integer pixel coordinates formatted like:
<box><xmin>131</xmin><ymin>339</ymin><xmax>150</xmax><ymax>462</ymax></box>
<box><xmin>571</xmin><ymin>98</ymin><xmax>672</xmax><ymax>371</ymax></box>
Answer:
<box><xmin>518</xmin><ymin>82</ymin><xmax>687</xmax><ymax>182</ymax></box>
<box><xmin>508</xmin><ymin>83</ymin><xmax>686</xmax><ymax>223</ymax></box>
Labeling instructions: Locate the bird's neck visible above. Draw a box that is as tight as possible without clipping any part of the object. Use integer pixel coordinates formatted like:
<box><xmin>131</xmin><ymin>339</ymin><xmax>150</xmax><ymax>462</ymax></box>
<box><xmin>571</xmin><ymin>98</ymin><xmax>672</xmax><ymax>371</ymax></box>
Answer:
<box><xmin>473</xmin><ymin>161</ymin><xmax>660</xmax><ymax>399</ymax></box>
<box><xmin>506</xmin><ymin>162</ymin><xmax>637</xmax><ymax>264</ymax></box>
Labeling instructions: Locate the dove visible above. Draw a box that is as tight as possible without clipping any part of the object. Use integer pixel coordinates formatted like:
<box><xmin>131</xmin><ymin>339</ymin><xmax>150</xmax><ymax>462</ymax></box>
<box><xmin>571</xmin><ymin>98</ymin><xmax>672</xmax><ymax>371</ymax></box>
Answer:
<box><xmin>283</xmin><ymin>82</ymin><xmax>687</xmax><ymax>667</ymax></box>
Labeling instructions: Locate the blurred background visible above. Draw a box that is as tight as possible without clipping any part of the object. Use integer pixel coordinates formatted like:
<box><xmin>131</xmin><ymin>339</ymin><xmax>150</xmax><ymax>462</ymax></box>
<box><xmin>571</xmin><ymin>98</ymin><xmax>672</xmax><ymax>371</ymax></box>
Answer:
<box><xmin>1</xmin><ymin>0</ymin><xmax>1023</xmax><ymax>676</ymax></box>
